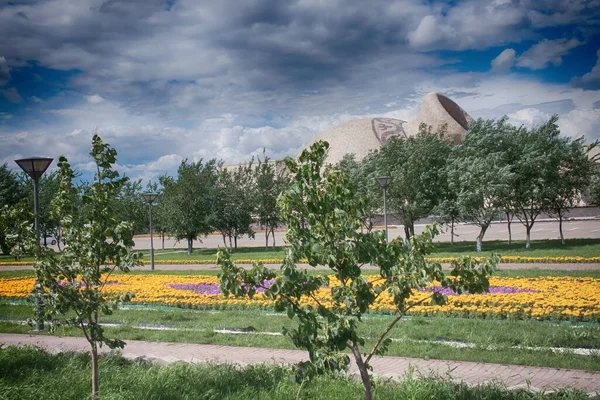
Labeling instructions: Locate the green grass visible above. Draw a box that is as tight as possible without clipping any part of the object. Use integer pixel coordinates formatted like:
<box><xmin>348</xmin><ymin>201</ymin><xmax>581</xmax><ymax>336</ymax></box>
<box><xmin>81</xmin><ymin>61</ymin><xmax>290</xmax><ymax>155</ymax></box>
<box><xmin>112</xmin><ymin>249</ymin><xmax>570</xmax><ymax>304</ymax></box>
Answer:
<box><xmin>1</xmin><ymin>303</ymin><xmax>599</xmax><ymax>371</ymax></box>
<box><xmin>0</xmin><ymin>346</ymin><xmax>594</xmax><ymax>400</ymax></box>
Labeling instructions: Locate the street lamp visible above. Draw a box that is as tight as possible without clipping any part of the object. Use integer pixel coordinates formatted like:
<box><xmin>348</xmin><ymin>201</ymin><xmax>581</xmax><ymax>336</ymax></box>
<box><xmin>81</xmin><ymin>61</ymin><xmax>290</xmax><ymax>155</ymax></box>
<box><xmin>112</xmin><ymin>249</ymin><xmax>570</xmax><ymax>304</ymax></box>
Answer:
<box><xmin>15</xmin><ymin>157</ymin><xmax>53</xmax><ymax>331</ymax></box>
<box><xmin>375</xmin><ymin>176</ymin><xmax>393</xmax><ymax>243</ymax></box>
<box><xmin>143</xmin><ymin>193</ymin><xmax>159</xmax><ymax>271</ymax></box>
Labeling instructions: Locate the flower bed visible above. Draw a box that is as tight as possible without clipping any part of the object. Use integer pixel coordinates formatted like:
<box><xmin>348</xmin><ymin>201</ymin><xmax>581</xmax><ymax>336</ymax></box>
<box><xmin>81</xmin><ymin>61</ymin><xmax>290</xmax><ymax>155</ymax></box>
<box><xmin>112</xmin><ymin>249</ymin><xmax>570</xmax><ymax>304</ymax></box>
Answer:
<box><xmin>1</xmin><ymin>274</ymin><xmax>599</xmax><ymax>322</ymax></box>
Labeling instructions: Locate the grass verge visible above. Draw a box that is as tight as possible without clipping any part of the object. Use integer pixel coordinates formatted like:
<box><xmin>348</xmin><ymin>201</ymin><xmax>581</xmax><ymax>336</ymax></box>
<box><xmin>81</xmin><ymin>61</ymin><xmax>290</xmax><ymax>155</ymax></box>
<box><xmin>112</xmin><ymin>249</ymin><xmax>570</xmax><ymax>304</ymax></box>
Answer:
<box><xmin>1</xmin><ymin>304</ymin><xmax>599</xmax><ymax>371</ymax></box>
<box><xmin>0</xmin><ymin>345</ymin><xmax>594</xmax><ymax>400</ymax></box>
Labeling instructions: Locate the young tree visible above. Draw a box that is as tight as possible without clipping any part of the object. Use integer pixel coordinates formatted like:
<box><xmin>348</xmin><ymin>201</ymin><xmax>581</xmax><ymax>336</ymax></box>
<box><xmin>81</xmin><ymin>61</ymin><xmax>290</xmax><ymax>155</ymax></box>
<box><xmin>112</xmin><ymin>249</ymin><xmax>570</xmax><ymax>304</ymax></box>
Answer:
<box><xmin>159</xmin><ymin>159</ymin><xmax>217</xmax><ymax>254</ymax></box>
<box><xmin>219</xmin><ymin>140</ymin><xmax>496</xmax><ymax>400</ymax></box>
<box><xmin>0</xmin><ymin>201</ymin><xmax>33</xmax><ymax>260</ymax></box>
<box><xmin>0</xmin><ymin>163</ymin><xmax>26</xmax><ymax>254</ymax></box>
<box><xmin>448</xmin><ymin>118</ymin><xmax>514</xmax><ymax>252</ymax></box>
<box><xmin>112</xmin><ymin>178</ymin><xmax>147</xmax><ymax>235</ymax></box>
<box><xmin>33</xmin><ymin>134</ymin><xmax>142</xmax><ymax>398</ymax></box>
<box><xmin>366</xmin><ymin>125</ymin><xmax>451</xmax><ymax>242</ymax></box>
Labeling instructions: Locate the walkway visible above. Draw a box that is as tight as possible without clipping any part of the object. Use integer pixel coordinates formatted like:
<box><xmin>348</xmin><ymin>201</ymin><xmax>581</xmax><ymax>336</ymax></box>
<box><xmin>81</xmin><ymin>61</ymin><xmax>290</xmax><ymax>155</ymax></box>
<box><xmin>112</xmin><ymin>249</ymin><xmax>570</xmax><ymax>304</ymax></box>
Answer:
<box><xmin>1</xmin><ymin>333</ymin><xmax>598</xmax><ymax>395</ymax></box>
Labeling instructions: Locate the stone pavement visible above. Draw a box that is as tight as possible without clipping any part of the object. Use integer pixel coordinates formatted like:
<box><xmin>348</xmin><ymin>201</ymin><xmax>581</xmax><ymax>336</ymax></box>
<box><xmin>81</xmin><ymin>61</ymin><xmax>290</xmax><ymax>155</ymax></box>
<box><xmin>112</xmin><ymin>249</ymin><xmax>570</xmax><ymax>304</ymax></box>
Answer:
<box><xmin>1</xmin><ymin>263</ymin><xmax>599</xmax><ymax>272</ymax></box>
<box><xmin>1</xmin><ymin>333</ymin><xmax>598</xmax><ymax>394</ymax></box>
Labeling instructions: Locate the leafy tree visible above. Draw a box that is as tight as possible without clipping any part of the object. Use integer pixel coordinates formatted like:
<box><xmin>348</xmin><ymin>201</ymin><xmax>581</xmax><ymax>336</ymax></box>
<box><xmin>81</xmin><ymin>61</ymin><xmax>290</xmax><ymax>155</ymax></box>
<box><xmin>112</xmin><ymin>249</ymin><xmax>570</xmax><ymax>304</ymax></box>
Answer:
<box><xmin>219</xmin><ymin>140</ymin><xmax>497</xmax><ymax>400</ymax></box>
<box><xmin>33</xmin><ymin>134</ymin><xmax>142</xmax><ymax>398</ymax></box>
<box><xmin>0</xmin><ymin>201</ymin><xmax>32</xmax><ymax>260</ymax></box>
<box><xmin>588</xmin><ymin>163</ymin><xmax>600</xmax><ymax>206</ymax></box>
<box><xmin>448</xmin><ymin>118</ymin><xmax>514</xmax><ymax>252</ymax></box>
<box><xmin>339</xmin><ymin>154</ymin><xmax>379</xmax><ymax>232</ymax></box>
<box><xmin>254</xmin><ymin>151</ymin><xmax>289</xmax><ymax>248</ymax></box>
<box><xmin>0</xmin><ymin>163</ymin><xmax>26</xmax><ymax>254</ymax></box>
<box><xmin>546</xmin><ymin>139</ymin><xmax>597</xmax><ymax>244</ymax></box>
<box><xmin>366</xmin><ymin>125</ymin><xmax>451</xmax><ymax>242</ymax></box>
<box><xmin>159</xmin><ymin>159</ymin><xmax>217</xmax><ymax>254</ymax></box>
<box><xmin>212</xmin><ymin>162</ymin><xmax>255</xmax><ymax>249</ymax></box>
<box><xmin>112</xmin><ymin>178</ymin><xmax>147</xmax><ymax>235</ymax></box>
<box><xmin>509</xmin><ymin>116</ymin><xmax>588</xmax><ymax>248</ymax></box>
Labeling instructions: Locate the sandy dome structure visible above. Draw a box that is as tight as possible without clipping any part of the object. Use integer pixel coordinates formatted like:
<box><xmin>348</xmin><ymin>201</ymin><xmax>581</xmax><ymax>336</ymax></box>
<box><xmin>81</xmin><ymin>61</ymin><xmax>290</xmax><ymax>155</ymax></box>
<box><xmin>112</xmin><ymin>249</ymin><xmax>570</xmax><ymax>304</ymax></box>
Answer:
<box><xmin>303</xmin><ymin>92</ymin><xmax>473</xmax><ymax>165</ymax></box>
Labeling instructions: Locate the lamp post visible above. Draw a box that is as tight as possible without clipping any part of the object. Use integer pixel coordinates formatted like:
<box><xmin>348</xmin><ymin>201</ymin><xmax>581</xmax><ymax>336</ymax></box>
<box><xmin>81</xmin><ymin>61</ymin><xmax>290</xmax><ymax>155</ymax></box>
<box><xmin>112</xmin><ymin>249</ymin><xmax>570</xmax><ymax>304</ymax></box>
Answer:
<box><xmin>375</xmin><ymin>176</ymin><xmax>393</xmax><ymax>243</ymax></box>
<box><xmin>15</xmin><ymin>157</ymin><xmax>53</xmax><ymax>331</ymax></box>
<box><xmin>143</xmin><ymin>193</ymin><xmax>158</xmax><ymax>271</ymax></box>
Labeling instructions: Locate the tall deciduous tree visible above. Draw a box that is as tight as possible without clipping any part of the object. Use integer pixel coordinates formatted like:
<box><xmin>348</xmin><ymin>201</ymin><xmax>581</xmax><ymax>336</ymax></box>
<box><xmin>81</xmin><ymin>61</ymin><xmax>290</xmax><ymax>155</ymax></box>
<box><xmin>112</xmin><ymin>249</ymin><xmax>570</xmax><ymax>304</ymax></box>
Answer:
<box><xmin>160</xmin><ymin>159</ymin><xmax>217</xmax><ymax>254</ymax></box>
<box><xmin>0</xmin><ymin>163</ymin><xmax>26</xmax><ymax>254</ymax></box>
<box><xmin>366</xmin><ymin>125</ymin><xmax>451</xmax><ymax>242</ymax></box>
<box><xmin>339</xmin><ymin>154</ymin><xmax>379</xmax><ymax>232</ymax></box>
<box><xmin>219</xmin><ymin>140</ymin><xmax>496</xmax><ymax>400</ymax></box>
<box><xmin>253</xmin><ymin>152</ymin><xmax>289</xmax><ymax>248</ymax></box>
<box><xmin>448</xmin><ymin>118</ymin><xmax>514</xmax><ymax>252</ymax></box>
<box><xmin>112</xmin><ymin>178</ymin><xmax>147</xmax><ymax>235</ymax></box>
<box><xmin>212</xmin><ymin>162</ymin><xmax>255</xmax><ymax>249</ymax></box>
<box><xmin>33</xmin><ymin>134</ymin><xmax>142</xmax><ymax>398</ymax></box>
<box><xmin>546</xmin><ymin>139</ymin><xmax>597</xmax><ymax>244</ymax></box>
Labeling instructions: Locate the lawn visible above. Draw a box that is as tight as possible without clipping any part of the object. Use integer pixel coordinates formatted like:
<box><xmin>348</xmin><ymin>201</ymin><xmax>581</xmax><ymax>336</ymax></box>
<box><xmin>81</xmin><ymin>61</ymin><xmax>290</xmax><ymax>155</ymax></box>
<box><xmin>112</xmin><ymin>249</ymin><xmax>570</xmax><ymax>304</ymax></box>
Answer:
<box><xmin>1</xmin><ymin>346</ymin><xmax>592</xmax><ymax>400</ymax></box>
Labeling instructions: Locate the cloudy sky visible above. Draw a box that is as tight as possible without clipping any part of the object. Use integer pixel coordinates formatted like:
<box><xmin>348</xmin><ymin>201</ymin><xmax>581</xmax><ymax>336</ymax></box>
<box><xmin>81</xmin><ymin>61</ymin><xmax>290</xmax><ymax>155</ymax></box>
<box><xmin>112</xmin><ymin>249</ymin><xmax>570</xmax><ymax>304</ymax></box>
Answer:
<box><xmin>1</xmin><ymin>0</ymin><xmax>599</xmax><ymax>182</ymax></box>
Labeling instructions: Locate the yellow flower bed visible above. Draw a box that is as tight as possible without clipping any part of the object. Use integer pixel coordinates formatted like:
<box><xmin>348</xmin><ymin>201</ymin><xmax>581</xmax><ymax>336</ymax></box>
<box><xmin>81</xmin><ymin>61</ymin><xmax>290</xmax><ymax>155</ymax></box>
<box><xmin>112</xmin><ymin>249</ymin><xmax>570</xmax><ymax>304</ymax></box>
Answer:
<box><xmin>1</xmin><ymin>274</ymin><xmax>599</xmax><ymax>322</ymax></box>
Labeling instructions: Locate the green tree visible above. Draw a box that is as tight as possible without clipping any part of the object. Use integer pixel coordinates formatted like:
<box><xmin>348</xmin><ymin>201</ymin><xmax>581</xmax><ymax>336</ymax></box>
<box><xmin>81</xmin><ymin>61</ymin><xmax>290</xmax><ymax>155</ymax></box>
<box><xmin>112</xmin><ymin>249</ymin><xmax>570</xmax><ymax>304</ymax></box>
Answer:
<box><xmin>111</xmin><ymin>178</ymin><xmax>147</xmax><ymax>234</ymax></box>
<box><xmin>448</xmin><ymin>118</ymin><xmax>514</xmax><ymax>252</ymax></box>
<box><xmin>219</xmin><ymin>140</ymin><xmax>497</xmax><ymax>400</ymax></box>
<box><xmin>254</xmin><ymin>152</ymin><xmax>289</xmax><ymax>248</ymax></box>
<box><xmin>212</xmin><ymin>162</ymin><xmax>255</xmax><ymax>249</ymax></box>
<box><xmin>509</xmin><ymin>116</ymin><xmax>586</xmax><ymax>248</ymax></box>
<box><xmin>33</xmin><ymin>134</ymin><xmax>142</xmax><ymax>398</ymax></box>
<box><xmin>367</xmin><ymin>125</ymin><xmax>451</xmax><ymax>242</ymax></box>
<box><xmin>339</xmin><ymin>154</ymin><xmax>379</xmax><ymax>232</ymax></box>
<box><xmin>546</xmin><ymin>139</ymin><xmax>597</xmax><ymax>244</ymax></box>
<box><xmin>0</xmin><ymin>163</ymin><xmax>26</xmax><ymax>254</ymax></box>
<box><xmin>0</xmin><ymin>200</ymin><xmax>32</xmax><ymax>260</ymax></box>
<box><xmin>159</xmin><ymin>159</ymin><xmax>217</xmax><ymax>254</ymax></box>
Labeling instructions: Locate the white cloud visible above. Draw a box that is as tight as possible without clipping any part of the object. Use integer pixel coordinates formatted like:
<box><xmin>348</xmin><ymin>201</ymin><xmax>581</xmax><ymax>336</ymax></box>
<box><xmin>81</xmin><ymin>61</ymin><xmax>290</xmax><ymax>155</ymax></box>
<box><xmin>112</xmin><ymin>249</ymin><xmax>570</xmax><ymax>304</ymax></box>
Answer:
<box><xmin>571</xmin><ymin>49</ymin><xmax>600</xmax><ymax>90</ymax></box>
<box><xmin>507</xmin><ymin>107</ymin><xmax>551</xmax><ymax>127</ymax></box>
<box><xmin>557</xmin><ymin>108</ymin><xmax>600</xmax><ymax>141</ymax></box>
<box><xmin>516</xmin><ymin>38</ymin><xmax>583</xmax><ymax>70</ymax></box>
<box><xmin>491</xmin><ymin>48</ymin><xmax>516</xmax><ymax>72</ymax></box>
<box><xmin>86</xmin><ymin>94</ymin><xmax>104</xmax><ymax>104</ymax></box>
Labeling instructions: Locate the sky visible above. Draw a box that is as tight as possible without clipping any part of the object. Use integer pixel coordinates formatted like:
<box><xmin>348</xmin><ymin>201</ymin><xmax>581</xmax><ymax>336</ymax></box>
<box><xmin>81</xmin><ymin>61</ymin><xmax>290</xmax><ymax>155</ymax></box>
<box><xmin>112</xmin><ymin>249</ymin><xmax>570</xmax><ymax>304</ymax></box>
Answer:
<box><xmin>1</xmin><ymin>0</ymin><xmax>599</xmax><ymax>183</ymax></box>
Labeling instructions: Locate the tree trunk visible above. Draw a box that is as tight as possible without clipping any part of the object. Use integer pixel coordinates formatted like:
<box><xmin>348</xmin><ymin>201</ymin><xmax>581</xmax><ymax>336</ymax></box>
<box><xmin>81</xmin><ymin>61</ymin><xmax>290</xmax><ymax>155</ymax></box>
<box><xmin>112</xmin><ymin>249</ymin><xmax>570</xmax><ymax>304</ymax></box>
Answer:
<box><xmin>271</xmin><ymin>228</ymin><xmax>276</xmax><ymax>247</ymax></box>
<box><xmin>350</xmin><ymin>344</ymin><xmax>372</xmax><ymax>400</ymax></box>
<box><xmin>222</xmin><ymin>234</ymin><xmax>227</xmax><ymax>248</ymax></box>
<box><xmin>265</xmin><ymin>228</ymin><xmax>269</xmax><ymax>250</ymax></box>
<box><xmin>403</xmin><ymin>226</ymin><xmax>411</xmax><ymax>244</ymax></box>
<box><xmin>525</xmin><ymin>224</ymin><xmax>532</xmax><ymax>249</ymax></box>
<box><xmin>450</xmin><ymin>218</ymin><xmax>455</xmax><ymax>247</ymax></box>
<box><xmin>476</xmin><ymin>224</ymin><xmax>489</xmax><ymax>252</ymax></box>
<box><xmin>558</xmin><ymin>210</ymin><xmax>565</xmax><ymax>245</ymax></box>
<box><xmin>506</xmin><ymin>212</ymin><xmax>512</xmax><ymax>245</ymax></box>
<box><xmin>228</xmin><ymin>235</ymin><xmax>232</xmax><ymax>249</ymax></box>
<box><xmin>234</xmin><ymin>235</ymin><xmax>238</xmax><ymax>249</ymax></box>
<box><xmin>187</xmin><ymin>238</ymin><xmax>193</xmax><ymax>255</ymax></box>
<box><xmin>91</xmin><ymin>344</ymin><xmax>99</xmax><ymax>398</ymax></box>
<box><xmin>161</xmin><ymin>232</ymin><xmax>165</xmax><ymax>250</ymax></box>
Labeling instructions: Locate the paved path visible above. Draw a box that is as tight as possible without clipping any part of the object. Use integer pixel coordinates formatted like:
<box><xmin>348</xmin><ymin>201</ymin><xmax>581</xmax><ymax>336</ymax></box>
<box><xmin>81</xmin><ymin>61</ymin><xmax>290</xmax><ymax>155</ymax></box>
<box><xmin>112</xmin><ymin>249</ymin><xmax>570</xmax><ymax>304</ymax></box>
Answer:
<box><xmin>2</xmin><ymin>263</ymin><xmax>599</xmax><ymax>272</ymax></box>
<box><xmin>1</xmin><ymin>333</ymin><xmax>598</xmax><ymax>394</ymax></box>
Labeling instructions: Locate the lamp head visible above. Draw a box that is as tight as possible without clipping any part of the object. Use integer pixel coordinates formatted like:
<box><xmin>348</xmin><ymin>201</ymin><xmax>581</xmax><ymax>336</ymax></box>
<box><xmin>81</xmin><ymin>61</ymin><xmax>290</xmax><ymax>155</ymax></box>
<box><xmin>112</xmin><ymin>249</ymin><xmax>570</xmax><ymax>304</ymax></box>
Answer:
<box><xmin>375</xmin><ymin>176</ymin><xmax>393</xmax><ymax>188</ymax></box>
<box><xmin>143</xmin><ymin>193</ymin><xmax>159</xmax><ymax>204</ymax></box>
<box><xmin>15</xmin><ymin>157</ymin><xmax>54</xmax><ymax>180</ymax></box>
